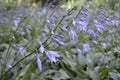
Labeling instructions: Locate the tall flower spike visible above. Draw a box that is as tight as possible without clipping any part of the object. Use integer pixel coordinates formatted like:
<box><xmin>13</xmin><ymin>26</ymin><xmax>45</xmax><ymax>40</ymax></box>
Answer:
<box><xmin>45</xmin><ymin>50</ymin><xmax>60</xmax><ymax>62</ymax></box>
<box><xmin>68</xmin><ymin>29</ymin><xmax>78</xmax><ymax>40</ymax></box>
<box><xmin>36</xmin><ymin>54</ymin><xmax>42</xmax><ymax>72</ymax></box>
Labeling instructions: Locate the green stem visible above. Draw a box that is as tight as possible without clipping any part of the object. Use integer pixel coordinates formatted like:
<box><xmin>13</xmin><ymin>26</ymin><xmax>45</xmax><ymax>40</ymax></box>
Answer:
<box><xmin>0</xmin><ymin>49</ymin><xmax>35</xmax><ymax>80</ymax></box>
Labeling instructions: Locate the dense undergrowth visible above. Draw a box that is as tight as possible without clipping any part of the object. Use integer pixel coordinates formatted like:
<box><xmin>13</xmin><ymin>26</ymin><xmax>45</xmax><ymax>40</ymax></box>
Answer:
<box><xmin>0</xmin><ymin>0</ymin><xmax>120</xmax><ymax>80</ymax></box>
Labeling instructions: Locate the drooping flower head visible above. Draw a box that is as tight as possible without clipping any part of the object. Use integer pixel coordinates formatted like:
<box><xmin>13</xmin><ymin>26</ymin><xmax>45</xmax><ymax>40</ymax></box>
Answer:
<box><xmin>13</xmin><ymin>18</ymin><xmax>21</xmax><ymax>27</ymax></box>
<box><xmin>83</xmin><ymin>44</ymin><xmax>90</xmax><ymax>52</ymax></box>
<box><xmin>73</xmin><ymin>20</ymin><xmax>87</xmax><ymax>31</ymax></box>
<box><xmin>101</xmin><ymin>43</ymin><xmax>107</xmax><ymax>49</ymax></box>
<box><xmin>37</xmin><ymin>39</ymin><xmax>44</xmax><ymax>53</ymax></box>
<box><xmin>45</xmin><ymin>50</ymin><xmax>60</xmax><ymax>62</ymax></box>
<box><xmin>51</xmin><ymin>37</ymin><xmax>64</xmax><ymax>46</ymax></box>
<box><xmin>44</xmin><ymin>26</ymin><xmax>49</xmax><ymax>33</ymax></box>
<box><xmin>68</xmin><ymin>29</ymin><xmax>78</xmax><ymax>40</ymax></box>
<box><xmin>36</xmin><ymin>54</ymin><xmax>42</xmax><ymax>72</ymax></box>
<box><xmin>88</xmin><ymin>29</ymin><xmax>99</xmax><ymax>37</ymax></box>
<box><xmin>94</xmin><ymin>24</ymin><xmax>104</xmax><ymax>32</ymax></box>
<box><xmin>12</xmin><ymin>44</ymin><xmax>25</xmax><ymax>53</ymax></box>
<box><xmin>77</xmin><ymin>48</ymin><xmax>82</xmax><ymax>54</ymax></box>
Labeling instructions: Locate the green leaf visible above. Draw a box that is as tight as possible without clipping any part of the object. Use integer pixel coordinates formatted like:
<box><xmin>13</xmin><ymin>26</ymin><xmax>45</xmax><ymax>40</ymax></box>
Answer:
<box><xmin>52</xmin><ymin>69</ymin><xmax>70</xmax><ymax>80</ymax></box>
<box><xmin>30</xmin><ymin>27</ymin><xmax>36</xmax><ymax>37</ymax></box>
<box><xmin>22</xmin><ymin>63</ymin><xmax>36</xmax><ymax>80</ymax></box>
<box><xmin>109</xmin><ymin>72</ymin><xmax>120</xmax><ymax>80</ymax></box>
<box><xmin>89</xmin><ymin>70</ymin><xmax>101</xmax><ymax>80</ymax></box>
<box><xmin>78</xmin><ymin>54</ymin><xmax>86</xmax><ymax>66</ymax></box>
<box><xmin>15</xmin><ymin>61</ymin><xmax>36</xmax><ymax>80</ymax></box>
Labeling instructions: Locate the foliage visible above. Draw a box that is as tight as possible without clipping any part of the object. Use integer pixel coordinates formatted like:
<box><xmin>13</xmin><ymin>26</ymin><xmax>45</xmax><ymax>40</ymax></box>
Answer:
<box><xmin>0</xmin><ymin>0</ymin><xmax>120</xmax><ymax>80</ymax></box>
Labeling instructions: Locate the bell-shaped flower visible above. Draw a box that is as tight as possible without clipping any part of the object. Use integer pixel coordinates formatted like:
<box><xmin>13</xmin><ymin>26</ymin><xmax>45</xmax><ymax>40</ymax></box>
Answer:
<box><xmin>68</xmin><ymin>29</ymin><xmax>78</xmax><ymax>40</ymax></box>
<box><xmin>94</xmin><ymin>24</ymin><xmax>104</xmax><ymax>32</ymax></box>
<box><xmin>101</xmin><ymin>43</ymin><xmax>107</xmax><ymax>49</ymax></box>
<box><xmin>88</xmin><ymin>29</ymin><xmax>99</xmax><ymax>37</ymax></box>
<box><xmin>44</xmin><ymin>26</ymin><xmax>49</xmax><ymax>33</ymax></box>
<box><xmin>54</xmin><ymin>34</ymin><xmax>64</xmax><ymax>39</ymax></box>
<box><xmin>12</xmin><ymin>44</ymin><xmax>25</xmax><ymax>53</ymax></box>
<box><xmin>77</xmin><ymin>48</ymin><xmax>82</xmax><ymax>54</ymax></box>
<box><xmin>37</xmin><ymin>39</ymin><xmax>44</xmax><ymax>53</ymax></box>
<box><xmin>83</xmin><ymin>44</ymin><xmax>90</xmax><ymax>52</ymax></box>
<box><xmin>36</xmin><ymin>54</ymin><xmax>42</xmax><ymax>72</ymax></box>
<box><xmin>45</xmin><ymin>50</ymin><xmax>60</xmax><ymax>62</ymax></box>
<box><xmin>73</xmin><ymin>20</ymin><xmax>87</xmax><ymax>31</ymax></box>
<box><xmin>13</xmin><ymin>18</ymin><xmax>21</xmax><ymax>27</ymax></box>
<box><xmin>51</xmin><ymin>37</ymin><xmax>64</xmax><ymax>46</ymax></box>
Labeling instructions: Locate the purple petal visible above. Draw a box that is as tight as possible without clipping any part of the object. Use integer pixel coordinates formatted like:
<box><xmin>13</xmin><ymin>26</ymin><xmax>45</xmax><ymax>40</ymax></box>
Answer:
<box><xmin>36</xmin><ymin>39</ymin><xmax>42</xmax><ymax>46</ymax></box>
<box><xmin>51</xmin><ymin>38</ymin><xmax>64</xmax><ymax>46</ymax></box>
<box><xmin>60</xmin><ymin>27</ymin><xmax>67</xmax><ymax>31</ymax></box>
<box><xmin>77</xmin><ymin>48</ymin><xmax>81</xmax><ymax>54</ymax></box>
<box><xmin>73</xmin><ymin>20</ymin><xmax>87</xmax><ymax>31</ymax></box>
<box><xmin>91</xmin><ymin>40</ymin><xmax>98</xmax><ymax>44</ymax></box>
<box><xmin>45</xmin><ymin>50</ymin><xmax>60</xmax><ymax>62</ymax></box>
<box><xmin>83</xmin><ymin>44</ymin><xmax>90</xmax><ymax>52</ymax></box>
<box><xmin>68</xmin><ymin>29</ymin><xmax>78</xmax><ymax>40</ymax></box>
<box><xmin>12</xmin><ymin>44</ymin><xmax>25</xmax><ymax>53</ymax></box>
<box><xmin>13</xmin><ymin>18</ymin><xmax>21</xmax><ymax>27</ymax></box>
<box><xmin>54</xmin><ymin>34</ymin><xmax>64</xmax><ymax>39</ymax></box>
<box><xmin>39</xmin><ymin>46</ymin><xmax>44</xmax><ymax>53</ymax></box>
<box><xmin>44</xmin><ymin>26</ymin><xmax>49</xmax><ymax>33</ymax></box>
<box><xmin>36</xmin><ymin>54</ymin><xmax>42</xmax><ymax>71</ymax></box>
<box><xmin>94</xmin><ymin>24</ymin><xmax>104</xmax><ymax>32</ymax></box>
<box><xmin>88</xmin><ymin>29</ymin><xmax>98</xmax><ymax>37</ymax></box>
<box><xmin>101</xmin><ymin>43</ymin><xmax>107</xmax><ymax>49</ymax></box>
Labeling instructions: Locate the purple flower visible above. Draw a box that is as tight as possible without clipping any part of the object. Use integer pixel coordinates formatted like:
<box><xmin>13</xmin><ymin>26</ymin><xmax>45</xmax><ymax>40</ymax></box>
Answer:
<box><xmin>41</xmin><ymin>33</ymin><xmax>46</xmax><ymax>39</ymax></box>
<box><xmin>111</xmin><ymin>20</ymin><xmax>119</xmax><ymax>25</ymax></box>
<box><xmin>54</xmin><ymin>34</ymin><xmax>64</xmax><ymax>39</ymax></box>
<box><xmin>37</xmin><ymin>39</ymin><xmax>44</xmax><ymax>53</ymax></box>
<box><xmin>94</xmin><ymin>24</ymin><xmax>104</xmax><ymax>32</ymax></box>
<box><xmin>19</xmin><ymin>31</ymin><xmax>25</xmax><ymax>35</ymax></box>
<box><xmin>77</xmin><ymin>48</ymin><xmax>81</xmax><ymax>54</ymax></box>
<box><xmin>108</xmin><ymin>29</ymin><xmax>113</xmax><ymax>33</ymax></box>
<box><xmin>105</xmin><ymin>66</ymin><xmax>110</xmax><ymax>69</ymax></box>
<box><xmin>47</xmin><ymin>17</ymin><xmax>56</xmax><ymax>27</ymax></box>
<box><xmin>13</xmin><ymin>18</ymin><xmax>21</xmax><ymax>27</ymax></box>
<box><xmin>83</xmin><ymin>44</ymin><xmax>90</xmax><ymax>52</ymax></box>
<box><xmin>37</xmin><ymin>39</ymin><xmax>42</xmax><ymax>45</ymax></box>
<box><xmin>101</xmin><ymin>43</ymin><xmax>107</xmax><ymax>49</ymax></box>
<box><xmin>88</xmin><ymin>29</ymin><xmax>98</xmax><ymax>37</ymax></box>
<box><xmin>39</xmin><ymin>45</ymin><xmax>44</xmax><ymax>53</ymax></box>
<box><xmin>68</xmin><ymin>29</ymin><xmax>78</xmax><ymax>40</ymax></box>
<box><xmin>42</xmin><ymin>8</ymin><xmax>47</xmax><ymax>14</ymax></box>
<box><xmin>51</xmin><ymin>38</ymin><xmax>64</xmax><ymax>46</ymax></box>
<box><xmin>99</xmin><ymin>58</ymin><xmax>103</xmax><ymax>63</ymax></box>
<box><xmin>91</xmin><ymin>40</ymin><xmax>97</xmax><ymax>44</ymax></box>
<box><xmin>73</xmin><ymin>20</ymin><xmax>87</xmax><ymax>31</ymax></box>
<box><xmin>18</xmin><ymin>28</ymin><xmax>25</xmax><ymax>36</ymax></box>
<box><xmin>36</xmin><ymin>54</ymin><xmax>42</xmax><ymax>71</ymax></box>
<box><xmin>44</xmin><ymin>26</ymin><xmax>49</xmax><ymax>33</ymax></box>
<box><xmin>60</xmin><ymin>27</ymin><xmax>67</xmax><ymax>31</ymax></box>
<box><xmin>6</xmin><ymin>64</ymin><xmax>12</xmax><ymax>69</ymax></box>
<box><xmin>12</xmin><ymin>44</ymin><xmax>25</xmax><ymax>53</ymax></box>
<box><xmin>45</xmin><ymin>50</ymin><xmax>60</xmax><ymax>62</ymax></box>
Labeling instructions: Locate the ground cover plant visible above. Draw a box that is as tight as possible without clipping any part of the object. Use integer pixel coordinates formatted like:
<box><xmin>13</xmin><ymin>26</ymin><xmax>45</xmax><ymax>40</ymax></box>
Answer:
<box><xmin>0</xmin><ymin>0</ymin><xmax>120</xmax><ymax>80</ymax></box>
